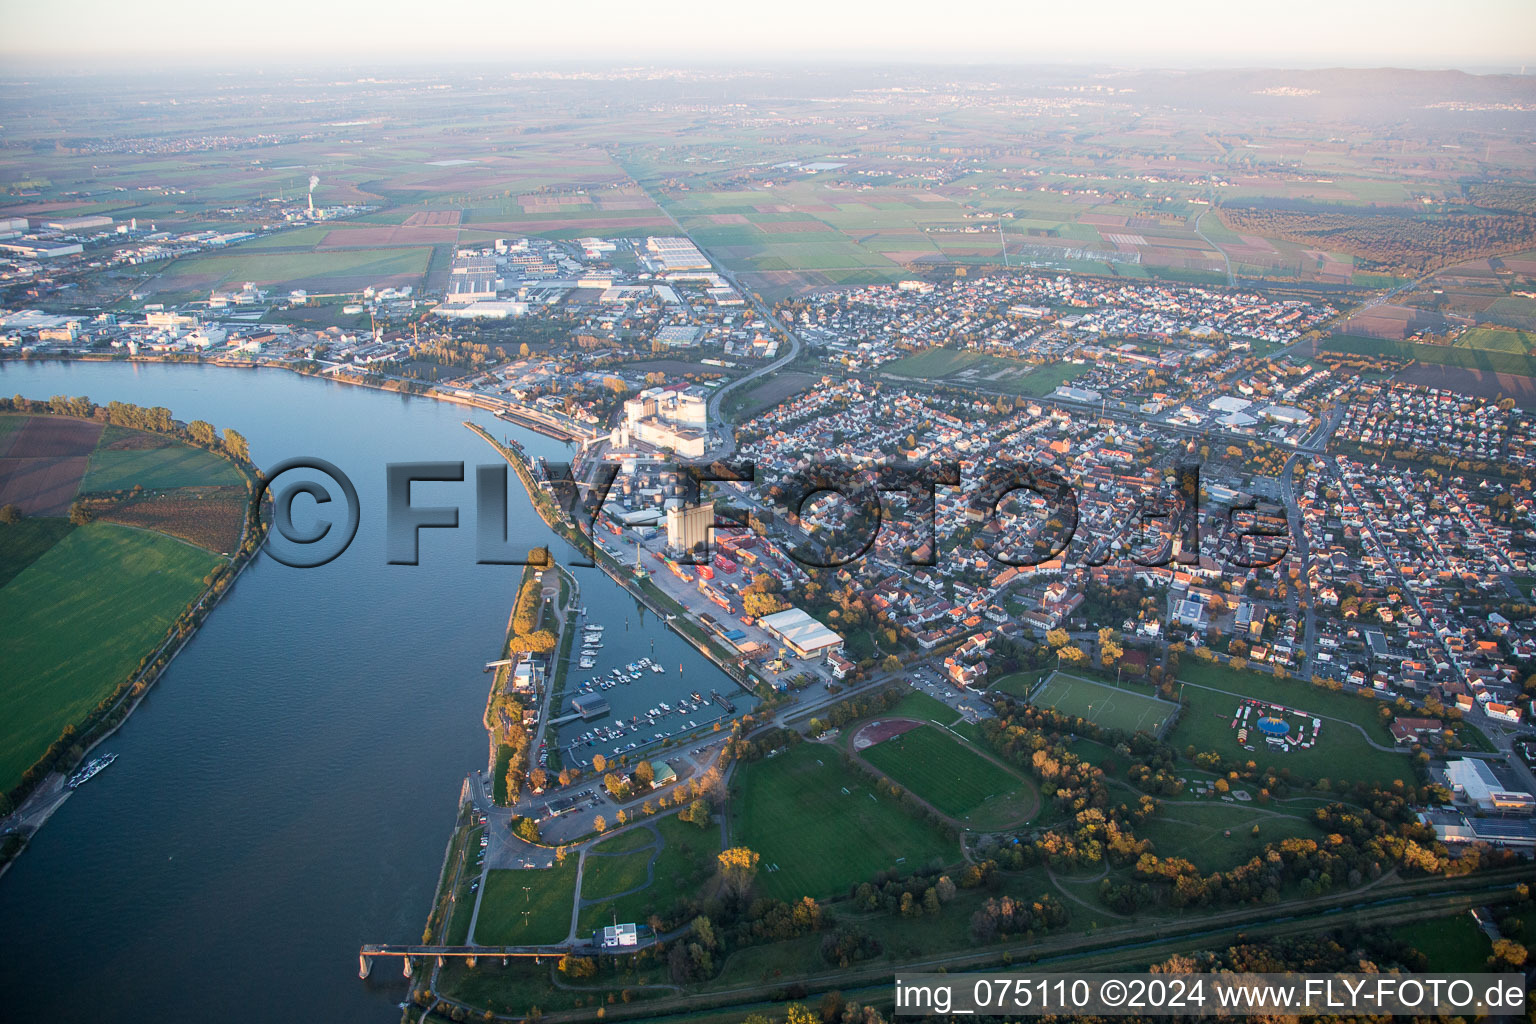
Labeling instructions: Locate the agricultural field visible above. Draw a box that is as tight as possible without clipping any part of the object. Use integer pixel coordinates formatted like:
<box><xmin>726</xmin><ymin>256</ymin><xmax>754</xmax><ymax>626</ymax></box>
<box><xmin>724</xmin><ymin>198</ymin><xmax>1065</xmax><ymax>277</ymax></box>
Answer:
<box><xmin>96</xmin><ymin>486</ymin><xmax>248</xmax><ymax>555</ymax></box>
<box><xmin>858</xmin><ymin>724</ymin><xmax>1040</xmax><ymax>827</ymax></box>
<box><xmin>147</xmin><ymin>247</ymin><xmax>432</xmax><ymax>299</ymax></box>
<box><xmin>1322</xmin><ymin>334</ymin><xmax>1536</xmax><ymax>379</ymax></box>
<box><xmin>1028</xmin><ymin>672</ymin><xmax>1179</xmax><ymax>736</ymax></box>
<box><xmin>82</xmin><ymin>427</ymin><xmax>244</xmax><ymax>492</ymax></box>
<box><xmin>0</xmin><ymin>524</ymin><xmax>219</xmax><ymax>789</ymax></box>
<box><xmin>0</xmin><ymin>518</ymin><xmax>75</xmax><ymax>588</ymax></box>
<box><xmin>0</xmin><ymin>415</ymin><xmax>101</xmax><ymax>515</ymax></box>
<box><xmin>575</xmin><ymin>814</ymin><xmax>719</xmax><ymax>935</ymax></box>
<box><xmin>0</xmin><ymin>414</ymin><xmax>250</xmax><ymax>790</ymax></box>
<box><xmin>473</xmin><ymin>860</ymin><xmax>579</xmax><ymax>946</ymax></box>
<box><xmin>729</xmin><ymin>743</ymin><xmax>954</xmax><ymax>902</ymax></box>
<box><xmin>1455</xmin><ymin>326</ymin><xmax>1536</xmax><ymax>354</ymax></box>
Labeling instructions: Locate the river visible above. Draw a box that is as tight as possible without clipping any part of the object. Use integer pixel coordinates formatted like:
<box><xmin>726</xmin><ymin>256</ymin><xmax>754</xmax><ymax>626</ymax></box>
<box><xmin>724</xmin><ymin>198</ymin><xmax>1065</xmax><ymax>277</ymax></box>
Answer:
<box><xmin>0</xmin><ymin>360</ymin><xmax>745</xmax><ymax>1022</ymax></box>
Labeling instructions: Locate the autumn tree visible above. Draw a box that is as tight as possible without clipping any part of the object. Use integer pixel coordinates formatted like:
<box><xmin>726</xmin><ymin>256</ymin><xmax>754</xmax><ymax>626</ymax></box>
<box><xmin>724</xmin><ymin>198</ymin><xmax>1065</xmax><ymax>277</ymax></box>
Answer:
<box><xmin>717</xmin><ymin>846</ymin><xmax>761</xmax><ymax>900</ymax></box>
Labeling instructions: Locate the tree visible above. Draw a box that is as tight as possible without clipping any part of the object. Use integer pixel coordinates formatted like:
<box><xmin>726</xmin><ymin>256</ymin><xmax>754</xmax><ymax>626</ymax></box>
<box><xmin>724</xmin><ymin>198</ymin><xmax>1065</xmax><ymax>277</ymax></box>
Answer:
<box><xmin>593</xmin><ymin>814</ymin><xmax>607</xmax><ymax>833</ymax></box>
<box><xmin>880</xmin><ymin>654</ymin><xmax>901</xmax><ymax>673</ymax></box>
<box><xmin>604</xmin><ymin>772</ymin><xmax>627</xmax><ymax>799</ymax></box>
<box><xmin>528</xmin><ymin>767</ymin><xmax>547</xmax><ymax>791</ymax></box>
<box><xmin>632</xmin><ymin>760</ymin><xmax>654</xmax><ymax>789</ymax></box>
<box><xmin>187</xmin><ymin>420</ymin><xmax>217</xmax><ymax>447</ymax></box>
<box><xmin>514</xmin><ymin>817</ymin><xmax>541</xmax><ymax>843</ymax></box>
<box><xmin>222</xmin><ymin>428</ymin><xmax>250</xmax><ymax>464</ymax></box>
<box><xmin>1046</xmin><ymin>629</ymin><xmax>1070</xmax><ymax>649</ymax></box>
<box><xmin>558</xmin><ymin>954</ymin><xmax>596</xmax><ymax>979</ymax></box>
<box><xmin>0</xmin><ymin>503</ymin><xmax>21</xmax><ymax>525</ymax></box>
<box><xmin>681</xmin><ymin>798</ymin><xmax>712</xmax><ymax>829</ymax></box>
<box><xmin>68</xmin><ymin>501</ymin><xmax>94</xmax><ymax>526</ymax></box>
<box><xmin>592</xmin><ymin>753</ymin><xmax>607</xmax><ymax>774</ymax></box>
<box><xmin>1057</xmin><ymin>645</ymin><xmax>1087</xmax><ymax>665</ymax></box>
<box><xmin>717</xmin><ymin>847</ymin><xmax>760</xmax><ymax>899</ymax></box>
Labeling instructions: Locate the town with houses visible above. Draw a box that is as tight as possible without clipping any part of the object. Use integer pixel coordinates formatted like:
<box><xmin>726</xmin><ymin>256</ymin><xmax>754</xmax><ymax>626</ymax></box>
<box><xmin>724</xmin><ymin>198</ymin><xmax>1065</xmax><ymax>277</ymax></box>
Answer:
<box><xmin>5</xmin><ymin>221</ymin><xmax>1536</xmax><ymax>861</ymax></box>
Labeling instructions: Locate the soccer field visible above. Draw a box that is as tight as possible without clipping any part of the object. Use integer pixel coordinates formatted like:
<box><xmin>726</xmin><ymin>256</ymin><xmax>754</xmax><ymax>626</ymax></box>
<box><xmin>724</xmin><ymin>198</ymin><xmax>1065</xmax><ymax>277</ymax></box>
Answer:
<box><xmin>1028</xmin><ymin>672</ymin><xmax>1178</xmax><ymax>736</ymax></box>
<box><xmin>860</xmin><ymin>725</ymin><xmax>1040</xmax><ymax>826</ymax></box>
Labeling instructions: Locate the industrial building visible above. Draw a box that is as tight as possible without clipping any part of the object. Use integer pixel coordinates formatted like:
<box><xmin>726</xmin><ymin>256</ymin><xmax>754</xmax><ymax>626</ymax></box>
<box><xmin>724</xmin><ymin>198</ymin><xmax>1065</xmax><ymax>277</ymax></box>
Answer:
<box><xmin>644</xmin><ymin>236</ymin><xmax>711</xmax><ymax>273</ymax></box>
<box><xmin>756</xmin><ymin>607</ymin><xmax>845</xmax><ymax>659</ymax></box>
<box><xmin>1442</xmin><ymin>758</ymin><xmax>1536</xmax><ymax>813</ymax></box>
<box><xmin>623</xmin><ymin>386</ymin><xmax>709</xmax><ymax>457</ymax></box>
<box><xmin>445</xmin><ymin>257</ymin><xmax>498</xmax><ymax>303</ymax></box>
<box><xmin>666</xmin><ymin>502</ymin><xmax>715</xmax><ymax>554</ymax></box>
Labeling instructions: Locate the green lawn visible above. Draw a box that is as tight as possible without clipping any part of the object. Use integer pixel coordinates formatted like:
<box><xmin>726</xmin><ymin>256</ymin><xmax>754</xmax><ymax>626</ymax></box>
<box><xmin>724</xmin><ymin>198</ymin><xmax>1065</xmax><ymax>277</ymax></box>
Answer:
<box><xmin>590</xmin><ymin>825</ymin><xmax>657</xmax><ymax>854</ymax></box>
<box><xmin>1390</xmin><ymin>914</ymin><xmax>1492</xmax><ymax>972</ymax></box>
<box><xmin>730</xmin><ymin>743</ymin><xmax>955</xmax><ymax>902</ymax></box>
<box><xmin>579</xmin><ymin>848</ymin><xmax>653</xmax><ymax>902</ymax></box>
<box><xmin>576</xmin><ymin>814</ymin><xmax>718</xmax><ymax>936</ymax></box>
<box><xmin>83</xmin><ymin>433</ymin><xmax>243</xmax><ymax>492</ymax></box>
<box><xmin>1030</xmin><ymin>671</ymin><xmax>1179</xmax><ymax>735</ymax></box>
<box><xmin>881</xmin><ymin>349</ymin><xmax>1082</xmax><ymax>397</ymax></box>
<box><xmin>0</xmin><ymin>518</ymin><xmax>75</xmax><ymax>588</ymax></box>
<box><xmin>474</xmin><ymin>859</ymin><xmax>579</xmax><ymax>946</ymax></box>
<box><xmin>860</xmin><ymin>724</ymin><xmax>1039</xmax><ymax>826</ymax></box>
<box><xmin>990</xmin><ymin>668</ymin><xmax>1049</xmax><ymax>699</ymax></box>
<box><xmin>0</xmin><ymin>523</ymin><xmax>219</xmax><ymax>788</ymax></box>
<box><xmin>1135</xmin><ymin>801</ymin><xmax>1323</xmax><ymax>873</ymax></box>
<box><xmin>888</xmin><ymin>688</ymin><xmax>960</xmax><ymax>725</ymax></box>
<box><xmin>1171</xmin><ymin>662</ymin><xmax>1409</xmax><ymax>786</ymax></box>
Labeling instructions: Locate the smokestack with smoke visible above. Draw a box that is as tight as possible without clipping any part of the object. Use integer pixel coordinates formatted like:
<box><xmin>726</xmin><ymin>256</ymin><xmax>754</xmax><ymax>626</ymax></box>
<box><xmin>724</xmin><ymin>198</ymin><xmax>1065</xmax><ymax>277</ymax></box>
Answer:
<box><xmin>307</xmin><ymin>175</ymin><xmax>318</xmax><ymax>215</ymax></box>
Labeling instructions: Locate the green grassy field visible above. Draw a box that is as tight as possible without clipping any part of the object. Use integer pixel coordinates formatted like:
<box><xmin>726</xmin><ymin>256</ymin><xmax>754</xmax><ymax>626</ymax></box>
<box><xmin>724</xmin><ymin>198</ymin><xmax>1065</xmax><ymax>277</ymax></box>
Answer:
<box><xmin>474</xmin><ymin>859</ymin><xmax>579</xmax><ymax>946</ymax></box>
<box><xmin>0</xmin><ymin>518</ymin><xmax>75</xmax><ymax>588</ymax></box>
<box><xmin>1029</xmin><ymin>672</ymin><xmax>1179</xmax><ymax>735</ymax></box>
<box><xmin>589</xmin><ymin>826</ymin><xmax>656</xmax><ymax>854</ymax></box>
<box><xmin>1135</xmin><ymin>801</ymin><xmax>1324</xmax><ymax>872</ymax></box>
<box><xmin>730</xmin><ymin>742</ymin><xmax>955</xmax><ymax>902</ymax></box>
<box><xmin>153</xmin><ymin>247</ymin><xmax>431</xmax><ymax>296</ymax></box>
<box><xmin>1171</xmin><ymin>662</ymin><xmax>1409</xmax><ymax>786</ymax></box>
<box><xmin>1323</xmin><ymin>334</ymin><xmax>1536</xmax><ymax>377</ymax></box>
<box><xmin>1390</xmin><ymin>914</ymin><xmax>1493</xmax><ymax>972</ymax></box>
<box><xmin>882</xmin><ymin>349</ymin><xmax>1084</xmax><ymax>397</ymax></box>
<box><xmin>888</xmin><ymin>688</ymin><xmax>961</xmax><ymax>725</ymax></box>
<box><xmin>83</xmin><ymin>432</ymin><xmax>243</xmax><ymax>492</ymax></box>
<box><xmin>1455</xmin><ymin>326</ymin><xmax>1535</xmax><ymax>354</ymax></box>
<box><xmin>990</xmin><ymin>669</ymin><xmax>1049</xmax><ymax>699</ymax></box>
<box><xmin>859</xmin><ymin>724</ymin><xmax>1039</xmax><ymax>826</ymax></box>
<box><xmin>576</xmin><ymin>814</ymin><xmax>718</xmax><ymax>935</ymax></box>
<box><xmin>0</xmin><ymin>523</ymin><xmax>219</xmax><ymax>788</ymax></box>
<box><xmin>580</xmin><ymin>848</ymin><xmax>653</xmax><ymax>902</ymax></box>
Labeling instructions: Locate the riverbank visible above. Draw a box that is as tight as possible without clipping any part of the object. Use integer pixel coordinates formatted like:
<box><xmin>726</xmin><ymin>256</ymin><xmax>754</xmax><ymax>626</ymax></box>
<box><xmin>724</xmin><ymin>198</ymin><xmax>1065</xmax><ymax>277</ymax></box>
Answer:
<box><xmin>3</xmin><ymin>351</ymin><xmax>598</xmax><ymax>445</ymax></box>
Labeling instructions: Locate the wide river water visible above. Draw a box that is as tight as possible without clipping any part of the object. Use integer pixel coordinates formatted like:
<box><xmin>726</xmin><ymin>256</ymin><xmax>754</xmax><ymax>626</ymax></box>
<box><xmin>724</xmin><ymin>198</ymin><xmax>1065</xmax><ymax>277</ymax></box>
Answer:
<box><xmin>0</xmin><ymin>360</ymin><xmax>745</xmax><ymax>1022</ymax></box>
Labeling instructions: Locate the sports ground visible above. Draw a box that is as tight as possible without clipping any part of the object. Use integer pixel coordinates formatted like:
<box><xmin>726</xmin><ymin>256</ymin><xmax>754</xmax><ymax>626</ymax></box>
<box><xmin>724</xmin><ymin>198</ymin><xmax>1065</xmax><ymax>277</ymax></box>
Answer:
<box><xmin>1027</xmin><ymin>671</ymin><xmax>1179</xmax><ymax>736</ymax></box>
<box><xmin>857</xmin><ymin>722</ymin><xmax>1041</xmax><ymax>827</ymax></box>
<box><xmin>729</xmin><ymin>742</ymin><xmax>953</xmax><ymax>902</ymax></box>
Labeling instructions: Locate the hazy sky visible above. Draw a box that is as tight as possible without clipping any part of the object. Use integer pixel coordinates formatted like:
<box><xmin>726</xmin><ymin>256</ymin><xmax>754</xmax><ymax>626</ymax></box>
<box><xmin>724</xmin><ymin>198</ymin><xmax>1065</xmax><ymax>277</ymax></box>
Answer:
<box><xmin>2</xmin><ymin>0</ymin><xmax>1532</xmax><ymax>69</ymax></box>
